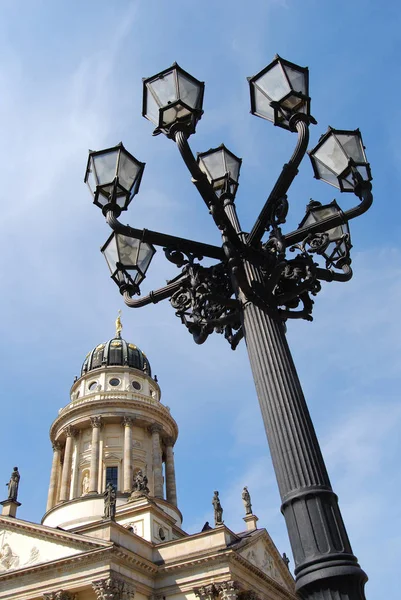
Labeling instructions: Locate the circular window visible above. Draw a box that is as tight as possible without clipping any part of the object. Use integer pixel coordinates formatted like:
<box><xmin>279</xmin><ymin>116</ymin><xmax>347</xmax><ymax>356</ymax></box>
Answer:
<box><xmin>88</xmin><ymin>381</ymin><xmax>97</xmax><ymax>391</ymax></box>
<box><xmin>109</xmin><ymin>378</ymin><xmax>121</xmax><ymax>387</ymax></box>
<box><xmin>132</xmin><ymin>380</ymin><xmax>141</xmax><ymax>390</ymax></box>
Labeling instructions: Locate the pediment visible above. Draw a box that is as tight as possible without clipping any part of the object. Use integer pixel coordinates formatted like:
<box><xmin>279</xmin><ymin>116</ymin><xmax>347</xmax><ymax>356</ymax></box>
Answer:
<box><xmin>0</xmin><ymin>517</ymin><xmax>108</xmax><ymax>575</ymax></box>
<box><xmin>238</xmin><ymin>532</ymin><xmax>294</xmax><ymax>591</ymax></box>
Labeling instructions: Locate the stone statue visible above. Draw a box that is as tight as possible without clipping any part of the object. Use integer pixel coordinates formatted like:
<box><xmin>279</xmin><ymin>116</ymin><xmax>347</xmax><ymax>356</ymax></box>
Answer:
<box><xmin>82</xmin><ymin>473</ymin><xmax>89</xmax><ymax>495</ymax></box>
<box><xmin>115</xmin><ymin>310</ymin><xmax>123</xmax><ymax>338</ymax></box>
<box><xmin>103</xmin><ymin>482</ymin><xmax>116</xmax><ymax>520</ymax></box>
<box><xmin>212</xmin><ymin>491</ymin><xmax>223</xmax><ymax>526</ymax></box>
<box><xmin>242</xmin><ymin>486</ymin><xmax>252</xmax><ymax>515</ymax></box>
<box><xmin>132</xmin><ymin>470</ymin><xmax>149</xmax><ymax>494</ymax></box>
<box><xmin>282</xmin><ymin>552</ymin><xmax>290</xmax><ymax>569</ymax></box>
<box><xmin>6</xmin><ymin>467</ymin><xmax>20</xmax><ymax>501</ymax></box>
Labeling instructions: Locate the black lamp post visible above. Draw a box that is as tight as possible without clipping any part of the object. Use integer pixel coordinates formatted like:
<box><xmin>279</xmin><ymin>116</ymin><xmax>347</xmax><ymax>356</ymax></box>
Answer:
<box><xmin>84</xmin><ymin>55</ymin><xmax>373</xmax><ymax>600</ymax></box>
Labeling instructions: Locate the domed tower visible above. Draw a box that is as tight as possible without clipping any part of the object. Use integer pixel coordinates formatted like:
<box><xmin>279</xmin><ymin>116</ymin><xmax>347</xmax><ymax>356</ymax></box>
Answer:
<box><xmin>42</xmin><ymin>316</ymin><xmax>181</xmax><ymax>541</ymax></box>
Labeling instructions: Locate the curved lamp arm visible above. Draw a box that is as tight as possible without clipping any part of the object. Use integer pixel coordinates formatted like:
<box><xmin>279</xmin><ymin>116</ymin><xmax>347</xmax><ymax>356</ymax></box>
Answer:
<box><xmin>316</xmin><ymin>263</ymin><xmax>353</xmax><ymax>283</ymax></box>
<box><xmin>105</xmin><ymin>210</ymin><xmax>224</xmax><ymax>261</ymax></box>
<box><xmin>122</xmin><ymin>276</ymin><xmax>187</xmax><ymax>308</ymax></box>
<box><xmin>174</xmin><ymin>130</ymin><xmax>242</xmax><ymax>248</ymax></box>
<box><xmin>283</xmin><ymin>179</ymin><xmax>373</xmax><ymax>248</ymax></box>
<box><xmin>247</xmin><ymin>118</ymin><xmax>310</xmax><ymax>246</ymax></box>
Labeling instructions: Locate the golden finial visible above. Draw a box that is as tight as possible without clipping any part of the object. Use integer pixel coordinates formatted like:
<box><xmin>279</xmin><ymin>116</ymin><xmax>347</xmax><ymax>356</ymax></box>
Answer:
<box><xmin>115</xmin><ymin>310</ymin><xmax>123</xmax><ymax>338</ymax></box>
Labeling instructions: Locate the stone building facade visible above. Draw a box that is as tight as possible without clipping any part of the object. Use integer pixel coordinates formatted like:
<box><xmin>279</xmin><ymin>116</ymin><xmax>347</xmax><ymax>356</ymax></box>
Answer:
<box><xmin>0</xmin><ymin>326</ymin><xmax>296</xmax><ymax>600</ymax></box>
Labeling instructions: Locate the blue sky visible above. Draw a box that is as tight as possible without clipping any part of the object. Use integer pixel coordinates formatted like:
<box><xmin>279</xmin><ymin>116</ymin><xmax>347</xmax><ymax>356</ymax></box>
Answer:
<box><xmin>0</xmin><ymin>1</ymin><xmax>400</xmax><ymax>597</ymax></box>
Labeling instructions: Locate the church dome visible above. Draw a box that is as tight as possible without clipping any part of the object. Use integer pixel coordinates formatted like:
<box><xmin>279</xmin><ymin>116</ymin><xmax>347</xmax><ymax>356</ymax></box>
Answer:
<box><xmin>81</xmin><ymin>336</ymin><xmax>151</xmax><ymax>377</ymax></box>
<box><xmin>81</xmin><ymin>314</ymin><xmax>151</xmax><ymax>377</ymax></box>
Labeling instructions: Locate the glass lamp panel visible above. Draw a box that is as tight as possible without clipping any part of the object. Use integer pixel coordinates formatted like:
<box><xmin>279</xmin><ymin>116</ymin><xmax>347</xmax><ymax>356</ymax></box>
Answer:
<box><xmin>199</xmin><ymin>149</ymin><xmax>225</xmax><ymax>182</ymax></box>
<box><xmin>357</xmin><ymin>165</ymin><xmax>369</xmax><ymax>180</ymax></box>
<box><xmin>162</xmin><ymin>103</ymin><xmax>191</xmax><ymax>126</ymax></box>
<box><xmin>283</xmin><ymin>65</ymin><xmax>307</xmax><ymax>95</ymax></box>
<box><xmin>118</xmin><ymin>152</ymin><xmax>142</xmax><ymax>193</ymax></box>
<box><xmin>86</xmin><ymin>163</ymin><xmax>96</xmax><ymax>196</ymax></box>
<box><xmin>177</xmin><ymin>72</ymin><xmax>202</xmax><ymax>109</ymax></box>
<box><xmin>144</xmin><ymin>88</ymin><xmax>160</xmax><ymax>125</ymax></box>
<box><xmin>92</xmin><ymin>150</ymin><xmax>119</xmax><ymax>185</ymax></box>
<box><xmin>103</xmin><ymin>235</ymin><xmax>119</xmax><ymax>273</ymax></box>
<box><xmin>253</xmin><ymin>87</ymin><xmax>275</xmax><ymax>120</ymax></box>
<box><xmin>116</xmin><ymin>235</ymin><xmax>140</xmax><ymax>267</ymax></box>
<box><xmin>149</xmin><ymin>71</ymin><xmax>177</xmax><ymax>107</ymax></box>
<box><xmin>136</xmin><ymin>242</ymin><xmax>155</xmax><ymax>274</ymax></box>
<box><xmin>326</xmin><ymin>224</ymin><xmax>344</xmax><ymax>242</ymax></box>
<box><xmin>336</xmin><ymin>134</ymin><xmax>365</xmax><ymax>162</ymax></box>
<box><xmin>116</xmin><ymin>192</ymin><xmax>128</xmax><ymax>208</ymax></box>
<box><xmin>312</xmin><ymin>161</ymin><xmax>339</xmax><ymax>188</ymax></box>
<box><xmin>256</xmin><ymin>63</ymin><xmax>291</xmax><ymax>102</ymax></box>
<box><xmin>313</xmin><ymin>135</ymin><xmax>349</xmax><ymax>175</ymax></box>
<box><xmin>225</xmin><ymin>152</ymin><xmax>241</xmax><ymax>182</ymax></box>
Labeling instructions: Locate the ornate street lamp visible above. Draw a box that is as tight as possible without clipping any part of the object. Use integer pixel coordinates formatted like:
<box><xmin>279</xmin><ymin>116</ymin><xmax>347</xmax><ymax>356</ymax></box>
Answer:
<box><xmin>84</xmin><ymin>143</ymin><xmax>145</xmax><ymax>215</ymax></box>
<box><xmin>197</xmin><ymin>144</ymin><xmax>242</xmax><ymax>198</ymax></box>
<box><xmin>85</xmin><ymin>56</ymin><xmax>373</xmax><ymax>600</ymax></box>
<box><xmin>142</xmin><ymin>62</ymin><xmax>204</xmax><ymax>137</ymax></box>
<box><xmin>101</xmin><ymin>232</ymin><xmax>155</xmax><ymax>295</ymax></box>
<box><xmin>309</xmin><ymin>127</ymin><xmax>372</xmax><ymax>192</ymax></box>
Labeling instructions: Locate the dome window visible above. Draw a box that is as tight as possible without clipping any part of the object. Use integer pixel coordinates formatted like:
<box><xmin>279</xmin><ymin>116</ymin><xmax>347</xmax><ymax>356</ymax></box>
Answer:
<box><xmin>89</xmin><ymin>381</ymin><xmax>98</xmax><ymax>391</ymax></box>
<box><xmin>132</xmin><ymin>380</ymin><xmax>141</xmax><ymax>391</ymax></box>
<box><xmin>109</xmin><ymin>378</ymin><xmax>121</xmax><ymax>387</ymax></box>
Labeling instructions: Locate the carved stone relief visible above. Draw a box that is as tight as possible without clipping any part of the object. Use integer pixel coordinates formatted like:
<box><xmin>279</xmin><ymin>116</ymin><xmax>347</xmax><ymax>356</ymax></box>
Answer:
<box><xmin>92</xmin><ymin>576</ymin><xmax>135</xmax><ymax>599</ymax></box>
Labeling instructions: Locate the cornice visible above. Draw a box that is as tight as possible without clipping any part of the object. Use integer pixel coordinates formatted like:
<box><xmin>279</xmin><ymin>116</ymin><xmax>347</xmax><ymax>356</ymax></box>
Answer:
<box><xmin>0</xmin><ymin>516</ymin><xmax>110</xmax><ymax>550</ymax></box>
<box><xmin>228</xmin><ymin>552</ymin><xmax>295</xmax><ymax>598</ymax></box>
<box><xmin>49</xmin><ymin>397</ymin><xmax>178</xmax><ymax>442</ymax></box>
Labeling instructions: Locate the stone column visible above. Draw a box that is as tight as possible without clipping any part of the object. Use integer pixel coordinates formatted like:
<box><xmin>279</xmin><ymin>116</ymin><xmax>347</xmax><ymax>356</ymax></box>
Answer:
<box><xmin>46</xmin><ymin>441</ymin><xmax>62</xmax><ymax>511</ymax></box>
<box><xmin>122</xmin><ymin>417</ymin><xmax>134</xmax><ymax>492</ymax></box>
<box><xmin>59</xmin><ymin>426</ymin><xmax>76</xmax><ymax>502</ymax></box>
<box><xmin>92</xmin><ymin>576</ymin><xmax>135</xmax><ymax>599</ymax></box>
<box><xmin>71</xmin><ymin>433</ymin><xmax>81</xmax><ymax>498</ymax></box>
<box><xmin>150</xmin><ymin>423</ymin><xmax>163</xmax><ymax>498</ymax></box>
<box><xmin>89</xmin><ymin>416</ymin><xmax>102</xmax><ymax>493</ymax></box>
<box><xmin>164</xmin><ymin>436</ymin><xmax>177</xmax><ymax>506</ymax></box>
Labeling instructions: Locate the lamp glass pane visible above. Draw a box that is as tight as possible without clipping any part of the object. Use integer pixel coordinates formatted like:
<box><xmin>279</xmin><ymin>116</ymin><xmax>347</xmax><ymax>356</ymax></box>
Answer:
<box><xmin>137</xmin><ymin>242</ymin><xmax>155</xmax><ymax>274</ymax></box>
<box><xmin>284</xmin><ymin>65</ymin><xmax>307</xmax><ymax>94</ymax></box>
<box><xmin>253</xmin><ymin>87</ymin><xmax>274</xmax><ymax>120</ymax></box>
<box><xmin>225</xmin><ymin>152</ymin><xmax>241</xmax><ymax>182</ymax></box>
<box><xmin>93</xmin><ymin>150</ymin><xmax>118</xmax><ymax>185</ymax></box>
<box><xmin>86</xmin><ymin>162</ymin><xmax>96</xmax><ymax>195</ymax></box>
<box><xmin>177</xmin><ymin>72</ymin><xmax>201</xmax><ymax>108</ymax></box>
<box><xmin>313</xmin><ymin>160</ymin><xmax>340</xmax><ymax>187</ymax></box>
<box><xmin>199</xmin><ymin>149</ymin><xmax>225</xmax><ymax>181</ymax></box>
<box><xmin>314</xmin><ymin>135</ymin><xmax>348</xmax><ymax>175</ymax></box>
<box><xmin>103</xmin><ymin>235</ymin><xmax>119</xmax><ymax>273</ymax></box>
<box><xmin>149</xmin><ymin>71</ymin><xmax>177</xmax><ymax>106</ymax></box>
<box><xmin>256</xmin><ymin>63</ymin><xmax>291</xmax><ymax>101</ymax></box>
<box><xmin>116</xmin><ymin>235</ymin><xmax>140</xmax><ymax>267</ymax></box>
<box><xmin>144</xmin><ymin>88</ymin><xmax>160</xmax><ymax>124</ymax></box>
<box><xmin>118</xmin><ymin>152</ymin><xmax>141</xmax><ymax>192</ymax></box>
<box><xmin>162</xmin><ymin>103</ymin><xmax>191</xmax><ymax>125</ymax></box>
<box><xmin>336</xmin><ymin>134</ymin><xmax>365</xmax><ymax>162</ymax></box>
<box><xmin>357</xmin><ymin>165</ymin><xmax>369</xmax><ymax>180</ymax></box>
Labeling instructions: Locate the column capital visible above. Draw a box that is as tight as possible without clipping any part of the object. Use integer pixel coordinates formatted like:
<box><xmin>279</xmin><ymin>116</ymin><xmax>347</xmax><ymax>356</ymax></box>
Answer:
<box><xmin>90</xmin><ymin>416</ymin><xmax>103</xmax><ymax>428</ymax></box>
<box><xmin>216</xmin><ymin>581</ymin><xmax>239</xmax><ymax>600</ymax></box>
<box><xmin>149</xmin><ymin>423</ymin><xmax>163</xmax><ymax>434</ymax></box>
<box><xmin>92</xmin><ymin>576</ymin><xmax>135</xmax><ymax>600</ymax></box>
<box><xmin>164</xmin><ymin>435</ymin><xmax>175</xmax><ymax>447</ymax></box>
<box><xmin>52</xmin><ymin>441</ymin><xmax>62</xmax><ymax>452</ymax></box>
<box><xmin>63</xmin><ymin>425</ymin><xmax>77</xmax><ymax>438</ymax></box>
<box><xmin>194</xmin><ymin>585</ymin><xmax>216</xmax><ymax>600</ymax></box>
<box><xmin>43</xmin><ymin>591</ymin><xmax>77</xmax><ymax>600</ymax></box>
<box><xmin>122</xmin><ymin>416</ymin><xmax>134</xmax><ymax>427</ymax></box>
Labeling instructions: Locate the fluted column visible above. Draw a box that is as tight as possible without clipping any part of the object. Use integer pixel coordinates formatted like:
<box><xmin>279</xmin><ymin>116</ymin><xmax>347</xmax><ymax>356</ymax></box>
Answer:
<box><xmin>150</xmin><ymin>423</ymin><xmax>163</xmax><ymax>498</ymax></box>
<box><xmin>164</xmin><ymin>436</ymin><xmax>177</xmax><ymax>506</ymax></box>
<box><xmin>122</xmin><ymin>417</ymin><xmax>134</xmax><ymax>492</ymax></box>
<box><xmin>242</xmin><ymin>293</ymin><xmax>367</xmax><ymax>599</ymax></box>
<box><xmin>89</xmin><ymin>416</ymin><xmax>102</xmax><ymax>493</ymax></box>
<box><xmin>59</xmin><ymin>426</ymin><xmax>76</xmax><ymax>502</ymax></box>
<box><xmin>46</xmin><ymin>441</ymin><xmax>62</xmax><ymax>511</ymax></box>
